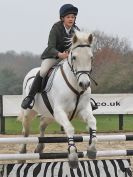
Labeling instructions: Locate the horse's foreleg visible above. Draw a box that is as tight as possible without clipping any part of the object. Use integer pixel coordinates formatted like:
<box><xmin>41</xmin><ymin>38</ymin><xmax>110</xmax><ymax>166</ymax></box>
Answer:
<box><xmin>54</xmin><ymin>107</ymin><xmax>78</xmax><ymax>169</ymax></box>
<box><xmin>79</xmin><ymin>109</ymin><xmax>97</xmax><ymax>159</ymax></box>
<box><xmin>34</xmin><ymin>116</ymin><xmax>52</xmax><ymax>153</ymax></box>
<box><xmin>54</xmin><ymin>107</ymin><xmax>74</xmax><ymax>137</ymax></box>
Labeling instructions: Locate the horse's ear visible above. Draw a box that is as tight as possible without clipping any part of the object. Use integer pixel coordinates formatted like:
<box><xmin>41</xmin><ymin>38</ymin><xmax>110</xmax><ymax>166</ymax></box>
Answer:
<box><xmin>73</xmin><ymin>34</ymin><xmax>78</xmax><ymax>43</ymax></box>
<box><xmin>88</xmin><ymin>34</ymin><xmax>93</xmax><ymax>44</ymax></box>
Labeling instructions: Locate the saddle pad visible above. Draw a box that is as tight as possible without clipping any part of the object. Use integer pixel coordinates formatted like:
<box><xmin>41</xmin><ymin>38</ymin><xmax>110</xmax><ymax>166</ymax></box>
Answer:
<box><xmin>42</xmin><ymin>64</ymin><xmax>61</xmax><ymax>93</ymax></box>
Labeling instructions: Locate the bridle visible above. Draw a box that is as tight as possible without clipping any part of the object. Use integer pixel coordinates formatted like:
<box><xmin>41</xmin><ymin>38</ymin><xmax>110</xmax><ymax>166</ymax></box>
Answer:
<box><xmin>67</xmin><ymin>44</ymin><xmax>91</xmax><ymax>76</ymax></box>
<box><xmin>67</xmin><ymin>44</ymin><xmax>98</xmax><ymax>85</ymax></box>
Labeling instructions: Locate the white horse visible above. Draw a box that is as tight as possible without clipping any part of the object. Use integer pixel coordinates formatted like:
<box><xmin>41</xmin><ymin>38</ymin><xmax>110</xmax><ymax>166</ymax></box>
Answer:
<box><xmin>18</xmin><ymin>31</ymin><xmax>97</xmax><ymax>169</ymax></box>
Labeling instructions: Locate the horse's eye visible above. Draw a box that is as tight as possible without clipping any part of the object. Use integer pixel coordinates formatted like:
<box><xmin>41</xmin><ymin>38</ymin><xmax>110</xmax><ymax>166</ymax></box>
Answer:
<box><xmin>72</xmin><ymin>56</ymin><xmax>76</xmax><ymax>60</ymax></box>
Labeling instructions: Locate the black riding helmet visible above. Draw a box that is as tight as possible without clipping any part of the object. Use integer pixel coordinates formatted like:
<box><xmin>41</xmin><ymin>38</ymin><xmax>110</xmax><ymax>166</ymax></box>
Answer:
<box><xmin>60</xmin><ymin>4</ymin><xmax>78</xmax><ymax>18</ymax></box>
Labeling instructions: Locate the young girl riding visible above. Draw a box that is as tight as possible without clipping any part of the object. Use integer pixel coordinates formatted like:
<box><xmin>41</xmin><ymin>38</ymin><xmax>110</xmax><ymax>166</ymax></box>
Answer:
<box><xmin>21</xmin><ymin>4</ymin><xmax>79</xmax><ymax>109</ymax></box>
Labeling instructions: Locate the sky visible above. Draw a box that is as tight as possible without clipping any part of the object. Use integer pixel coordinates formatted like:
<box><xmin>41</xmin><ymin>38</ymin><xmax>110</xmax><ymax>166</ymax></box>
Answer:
<box><xmin>0</xmin><ymin>0</ymin><xmax>133</xmax><ymax>54</ymax></box>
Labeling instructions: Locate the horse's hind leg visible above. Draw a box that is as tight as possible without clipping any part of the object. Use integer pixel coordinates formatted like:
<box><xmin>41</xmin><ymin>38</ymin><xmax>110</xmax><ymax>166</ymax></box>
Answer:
<box><xmin>18</xmin><ymin>109</ymin><xmax>37</xmax><ymax>154</ymax></box>
<box><xmin>34</xmin><ymin>116</ymin><xmax>52</xmax><ymax>153</ymax></box>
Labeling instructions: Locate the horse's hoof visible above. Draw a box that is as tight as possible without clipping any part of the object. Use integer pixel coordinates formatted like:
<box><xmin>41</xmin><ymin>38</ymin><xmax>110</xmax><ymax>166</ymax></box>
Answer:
<box><xmin>34</xmin><ymin>144</ymin><xmax>44</xmax><ymax>153</ymax></box>
<box><xmin>19</xmin><ymin>147</ymin><xmax>27</xmax><ymax>154</ymax></box>
<box><xmin>68</xmin><ymin>153</ymin><xmax>79</xmax><ymax>169</ymax></box>
<box><xmin>87</xmin><ymin>148</ymin><xmax>97</xmax><ymax>159</ymax></box>
<box><xmin>34</xmin><ymin>148</ymin><xmax>43</xmax><ymax>153</ymax></box>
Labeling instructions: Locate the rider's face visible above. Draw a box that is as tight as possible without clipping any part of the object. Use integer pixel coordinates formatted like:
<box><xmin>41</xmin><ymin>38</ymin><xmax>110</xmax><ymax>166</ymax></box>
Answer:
<box><xmin>63</xmin><ymin>14</ymin><xmax>76</xmax><ymax>29</ymax></box>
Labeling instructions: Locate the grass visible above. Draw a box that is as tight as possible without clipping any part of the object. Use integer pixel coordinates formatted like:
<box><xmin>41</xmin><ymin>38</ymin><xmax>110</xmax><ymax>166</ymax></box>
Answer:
<box><xmin>4</xmin><ymin>115</ymin><xmax>133</xmax><ymax>134</ymax></box>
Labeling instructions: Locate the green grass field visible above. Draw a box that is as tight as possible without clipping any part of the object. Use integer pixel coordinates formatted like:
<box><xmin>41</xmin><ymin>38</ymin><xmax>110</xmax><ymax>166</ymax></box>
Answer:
<box><xmin>5</xmin><ymin>115</ymin><xmax>133</xmax><ymax>134</ymax></box>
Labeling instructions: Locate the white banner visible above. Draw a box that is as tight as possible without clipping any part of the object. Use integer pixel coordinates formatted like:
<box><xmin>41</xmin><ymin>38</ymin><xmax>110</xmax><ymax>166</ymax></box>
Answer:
<box><xmin>2</xmin><ymin>94</ymin><xmax>133</xmax><ymax>116</ymax></box>
<box><xmin>92</xmin><ymin>94</ymin><xmax>133</xmax><ymax>114</ymax></box>
<box><xmin>3</xmin><ymin>95</ymin><xmax>22</xmax><ymax>116</ymax></box>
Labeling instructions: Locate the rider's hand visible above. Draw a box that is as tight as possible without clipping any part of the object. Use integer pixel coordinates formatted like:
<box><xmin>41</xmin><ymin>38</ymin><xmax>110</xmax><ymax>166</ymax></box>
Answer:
<box><xmin>58</xmin><ymin>51</ymin><xmax>69</xmax><ymax>59</ymax></box>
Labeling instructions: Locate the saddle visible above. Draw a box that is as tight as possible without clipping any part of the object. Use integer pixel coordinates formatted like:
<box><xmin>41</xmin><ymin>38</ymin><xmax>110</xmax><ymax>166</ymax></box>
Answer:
<box><xmin>40</xmin><ymin>62</ymin><xmax>62</xmax><ymax>93</ymax></box>
<box><xmin>40</xmin><ymin>62</ymin><xmax>62</xmax><ymax>116</ymax></box>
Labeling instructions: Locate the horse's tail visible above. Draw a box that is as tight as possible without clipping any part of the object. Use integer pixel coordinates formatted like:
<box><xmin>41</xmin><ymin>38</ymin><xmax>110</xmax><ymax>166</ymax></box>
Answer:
<box><xmin>18</xmin><ymin>67</ymin><xmax>40</xmax><ymax>122</ymax></box>
<box><xmin>17</xmin><ymin>108</ymin><xmax>24</xmax><ymax>122</ymax></box>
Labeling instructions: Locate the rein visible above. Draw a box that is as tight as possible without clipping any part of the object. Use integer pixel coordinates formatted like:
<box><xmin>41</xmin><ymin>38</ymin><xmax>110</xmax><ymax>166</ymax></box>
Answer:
<box><xmin>60</xmin><ymin>65</ymin><xmax>84</xmax><ymax>121</ymax></box>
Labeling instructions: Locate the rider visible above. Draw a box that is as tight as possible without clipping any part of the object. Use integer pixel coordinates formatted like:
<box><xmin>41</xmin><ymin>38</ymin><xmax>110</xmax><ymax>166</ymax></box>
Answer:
<box><xmin>21</xmin><ymin>4</ymin><xmax>79</xmax><ymax>109</ymax></box>
<box><xmin>21</xmin><ymin>4</ymin><xmax>98</xmax><ymax>110</ymax></box>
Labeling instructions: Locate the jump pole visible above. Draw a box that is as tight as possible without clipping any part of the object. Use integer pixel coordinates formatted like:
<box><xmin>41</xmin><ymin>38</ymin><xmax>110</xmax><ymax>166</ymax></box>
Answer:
<box><xmin>0</xmin><ymin>150</ymin><xmax>133</xmax><ymax>161</ymax></box>
<box><xmin>0</xmin><ymin>134</ymin><xmax>133</xmax><ymax>144</ymax></box>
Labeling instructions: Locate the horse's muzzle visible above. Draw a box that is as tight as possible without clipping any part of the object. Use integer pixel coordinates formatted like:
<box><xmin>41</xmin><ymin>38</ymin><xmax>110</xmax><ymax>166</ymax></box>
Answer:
<box><xmin>79</xmin><ymin>81</ymin><xmax>90</xmax><ymax>91</ymax></box>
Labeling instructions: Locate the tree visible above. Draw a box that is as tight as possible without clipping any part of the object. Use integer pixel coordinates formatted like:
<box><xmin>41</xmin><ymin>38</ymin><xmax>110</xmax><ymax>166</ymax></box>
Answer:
<box><xmin>93</xmin><ymin>30</ymin><xmax>131</xmax><ymax>55</ymax></box>
<box><xmin>0</xmin><ymin>68</ymin><xmax>22</xmax><ymax>95</ymax></box>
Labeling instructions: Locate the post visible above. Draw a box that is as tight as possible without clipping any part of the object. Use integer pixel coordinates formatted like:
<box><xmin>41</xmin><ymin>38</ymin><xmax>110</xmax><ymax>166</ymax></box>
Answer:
<box><xmin>119</xmin><ymin>114</ymin><xmax>123</xmax><ymax>131</ymax></box>
<box><xmin>0</xmin><ymin>95</ymin><xmax>5</xmax><ymax>134</ymax></box>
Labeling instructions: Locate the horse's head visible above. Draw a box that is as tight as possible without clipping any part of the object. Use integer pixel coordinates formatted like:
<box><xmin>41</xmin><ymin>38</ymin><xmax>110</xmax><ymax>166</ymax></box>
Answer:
<box><xmin>68</xmin><ymin>31</ymin><xmax>94</xmax><ymax>91</ymax></box>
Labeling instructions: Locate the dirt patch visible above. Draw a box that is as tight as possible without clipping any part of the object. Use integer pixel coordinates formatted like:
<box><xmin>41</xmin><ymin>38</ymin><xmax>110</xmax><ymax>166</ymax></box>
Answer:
<box><xmin>0</xmin><ymin>133</ymin><xmax>133</xmax><ymax>172</ymax></box>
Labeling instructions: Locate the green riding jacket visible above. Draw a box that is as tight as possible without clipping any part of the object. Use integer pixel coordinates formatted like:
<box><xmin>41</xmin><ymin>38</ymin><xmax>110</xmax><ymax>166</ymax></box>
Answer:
<box><xmin>41</xmin><ymin>21</ymin><xmax>79</xmax><ymax>60</ymax></box>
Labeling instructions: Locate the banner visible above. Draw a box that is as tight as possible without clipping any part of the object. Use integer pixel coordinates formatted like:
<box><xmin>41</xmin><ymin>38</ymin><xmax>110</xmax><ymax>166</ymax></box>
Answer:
<box><xmin>2</xmin><ymin>94</ymin><xmax>133</xmax><ymax>116</ymax></box>
<box><xmin>3</xmin><ymin>95</ymin><xmax>22</xmax><ymax>116</ymax></box>
<box><xmin>92</xmin><ymin>94</ymin><xmax>133</xmax><ymax>114</ymax></box>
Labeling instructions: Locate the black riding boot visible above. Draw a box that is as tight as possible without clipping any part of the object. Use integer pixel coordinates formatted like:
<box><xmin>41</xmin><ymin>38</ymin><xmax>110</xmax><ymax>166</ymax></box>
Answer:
<box><xmin>91</xmin><ymin>98</ymin><xmax>98</xmax><ymax>111</ymax></box>
<box><xmin>21</xmin><ymin>71</ymin><xmax>42</xmax><ymax>109</ymax></box>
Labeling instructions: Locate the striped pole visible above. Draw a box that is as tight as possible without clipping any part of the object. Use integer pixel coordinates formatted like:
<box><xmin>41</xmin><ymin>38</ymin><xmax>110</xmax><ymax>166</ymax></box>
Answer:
<box><xmin>0</xmin><ymin>150</ymin><xmax>133</xmax><ymax>161</ymax></box>
<box><xmin>0</xmin><ymin>134</ymin><xmax>133</xmax><ymax>144</ymax></box>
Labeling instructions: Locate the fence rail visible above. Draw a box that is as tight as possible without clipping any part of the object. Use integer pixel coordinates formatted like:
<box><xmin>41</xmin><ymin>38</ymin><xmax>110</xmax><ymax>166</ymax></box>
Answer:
<box><xmin>0</xmin><ymin>134</ymin><xmax>133</xmax><ymax>144</ymax></box>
